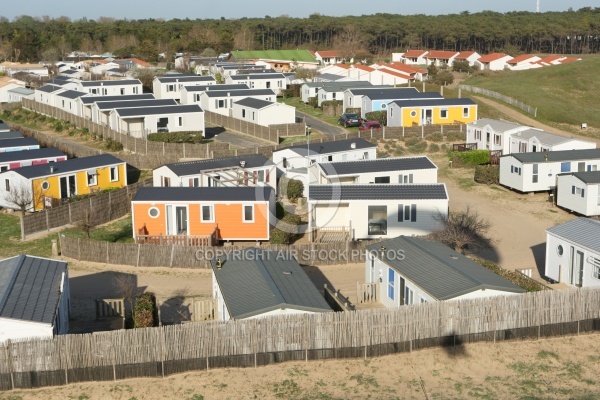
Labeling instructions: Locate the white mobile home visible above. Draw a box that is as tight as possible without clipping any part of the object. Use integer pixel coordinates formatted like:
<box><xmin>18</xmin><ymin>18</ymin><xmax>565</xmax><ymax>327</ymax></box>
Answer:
<box><xmin>153</xmin><ymin>75</ymin><xmax>216</xmax><ymax>100</ymax></box>
<box><xmin>365</xmin><ymin>236</ymin><xmax>524</xmax><ymax>307</ymax></box>
<box><xmin>92</xmin><ymin>99</ymin><xmax>177</xmax><ymax>126</ymax></box>
<box><xmin>7</xmin><ymin>87</ymin><xmax>35</xmax><ymax>103</ymax></box>
<box><xmin>342</xmin><ymin>87</ymin><xmax>411</xmax><ymax>113</ymax></box>
<box><xmin>212</xmin><ymin>248</ymin><xmax>332</xmax><ymax>321</ymax></box>
<box><xmin>34</xmin><ymin>84</ymin><xmax>64</xmax><ymax>105</ymax></box>
<box><xmin>0</xmin><ymin>255</ymin><xmax>70</xmax><ymax>343</ymax></box>
<box><xmin>55</xmin><ymin>90</ymin><xmax>88</xmax><ymax>114</ymax></box>
<box><xmin>299</xmin><ymin>81</ymin><xmax>375</xmax><ymax>105</ymax></box>
<box><xmin>231</xmin><ymin>98</ymin><xmax>296</xmax><ymax>126</ymax></box>
<box><xmin>509</xmin><ymin>129</ymin><xmax>595</xmax><ymax>154</ymax></box>
<box><xmin>225</xmin><ymin>73</ymin><xmax>287</xmax><ymax>96</ymax></box>
<box><xmin>499</xmin><ymin>149</ymin><xmax>600</xmax><ymax>193</ymax></box>
<box><xmin>110</xmin><ymin>104</ymin><xmax>205</xmax><ymax>137</ymax></box>
<box><xmin>180</xmin><ymin>84</ymin><xmax>249</xmax><ymax>105</ymax></box>
<box><xmin>78</xmin><ymin>79</ymin><xmax>143</xmax><ymax>96</ymax></box>
<box><xmin>77</xmin><ymin>94</ymin><xmax>155</xmax><ymax>119</ymax></box>
<box><xmin>313</xmin><ymin>156</ymin><xmax>438</xmax><ymax>185</ymax></box>
<box><xmin>308</xmin><ymin>184</ymin><xmax>449</xmax><ymax>241</ymax></box>
<box><xmin>556</xmin><ymin>172</ymin><xmax>600</xmax><ymax>216</ymax></box>
<box><xmin>545</xmin><ymin>218</ymin><xmax>600</xmax><ymax>288</ymax></box>
<box><xmin>200</xmin><ymin>89</ymin><xmax>276</xmax><ymax>116</ymax></box>
<box><xmin>467</xmin><ymin>119</ymin><xmax>529</xmax><ymax>154</ymax></box>
<box><xmin>361</xmin><ymin>91</ymin><xmax>443</xmax><ymax>119</ymax></box>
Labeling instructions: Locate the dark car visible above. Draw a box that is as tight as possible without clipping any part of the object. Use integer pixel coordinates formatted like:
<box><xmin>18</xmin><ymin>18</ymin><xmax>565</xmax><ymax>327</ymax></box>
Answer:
<box><xmin>359</xmin><ymin>121</ymin><xmax>382</xmax><ymax>131</ymax></box>
<box><xmin>338</xmin><ymin>113</ymin><xmax>361</xmax><ymax>128</ymax></box>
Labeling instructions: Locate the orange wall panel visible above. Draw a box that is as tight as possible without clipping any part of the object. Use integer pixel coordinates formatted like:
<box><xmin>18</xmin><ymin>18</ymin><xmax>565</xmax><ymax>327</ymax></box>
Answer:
<box><xmin>133</xmin><ymin>203</ymin><xmax>166</xmax><ymax>235</ymax></box>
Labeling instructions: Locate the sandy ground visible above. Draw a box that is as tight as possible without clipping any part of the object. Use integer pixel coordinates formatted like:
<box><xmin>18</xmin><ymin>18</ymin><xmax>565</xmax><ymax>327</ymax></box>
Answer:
<box><xmin>8</xmin><ymin>332</ymin><xmax>600</xmax><ymax>399</ymax></box>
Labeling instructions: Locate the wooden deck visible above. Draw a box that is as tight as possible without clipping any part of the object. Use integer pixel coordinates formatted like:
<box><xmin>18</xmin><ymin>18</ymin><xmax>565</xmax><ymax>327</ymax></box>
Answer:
<box><xmin>312</xmin><ymin>226</ymin><xmax>351</xmax><ymax>243</ymax></box>
<box><xmin>136</xmin><ymin>234</ymin><xmax>213</xmax><ymax>246</ymax></box>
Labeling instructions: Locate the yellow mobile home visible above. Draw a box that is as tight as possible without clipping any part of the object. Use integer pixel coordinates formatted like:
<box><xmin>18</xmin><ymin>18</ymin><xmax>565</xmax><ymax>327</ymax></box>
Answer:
<box><xmin>387</xmin><ymin>98</ymin><xmax>478</xmax><ymax>127</ymax></box>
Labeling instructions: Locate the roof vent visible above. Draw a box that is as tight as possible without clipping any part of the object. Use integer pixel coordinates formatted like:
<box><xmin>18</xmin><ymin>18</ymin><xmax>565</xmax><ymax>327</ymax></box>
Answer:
<box><xmin>450</xmin><ymin>255</ymin><xmax>458</xmax><ymax>260</ymax></box>
<box><xmin>351</xmin><ymin>142</ymin><xmax>356</xmax><ymax>149</ymax></box>
<box><xmin>240</xmin><ymin>160</ymin><xmax>246</xmax><ymax>168</ymax></box>
<box><xmin>50</xmin><ymin>165</ymin><xmax>54</xmax><ymax>173</ymax></box>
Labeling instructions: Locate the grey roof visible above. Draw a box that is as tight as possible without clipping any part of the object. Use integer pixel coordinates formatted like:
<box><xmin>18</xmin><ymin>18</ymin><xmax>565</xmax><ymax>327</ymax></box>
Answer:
<box><xmin>36</xmin><ymin>84</ymin><xmax>63</xmax><ymax>93</ymax></box>
<box><xmin>314</xmin><ymin>73</ymin><xmax>344</xmax><ymax>81</ymax></box>
<box><xmin>95</xmin><ymin>99</ymin><xmax>177</xmax><ymax>110</ymax></box>
<box><xmin>233</xmin><ymin>97</ymin><xmax>275</xmax><ymax>109</ymax></box>
<box><xmin>9</xmin><ymin>154</ymin><xmax>123</xmax><ymax>179</ymax></box>
<box><xmin>390</xmin><ymin>97</ymin><xmax>476</xmax><ymax>107</ymax></box>
<box><xmin>133</xmin><ymin>186</ymin><xmax>273</xmax><ymax>202</ymax></box>
<box><xmin>285</xmin><ymin>138</ymin><xmax>376</xmax><ymax>156</ymax></box>
<box><xmin>367</xmin><ymin>91</ymin><xmax>443</xmax><ymax>101</ymax></box>
<box><xmin>229</xmin><ymin>73</ymin><xmax>286</xmax><ymax>80</ymax></box>
<box><xmin>0</xmin><ymin>138</ymin><xmax>39</xmax><ymax>149</ymax></box>
<box><xmin>568</xmin><ymin>171</ymin><xmax>600</xmax><ymax>184</ymax></box>
<box><xmin>114</xmin><ymin>104</ymin><xmax>203</xmax><ymax>117</ymax></box>
<box><xmin>0</xmin><ymin>255</ymin><xmax>68</xmax><ymax>324</ymax></box>
<box><xmin>0</xmin><ymin>148</ymin><xmax>64</xmax><ymax>163</ymax></box>
<box><xmin>508</xmin><ymin>149</ymin><xmax>600</xmax><ymax>164</ymax></box>
<box><xmin>346</xmin><ymin>87</ymin><xmax>418</xmax><ymax>95</ymax></box>
<box><xmin>211</xmin><ymin>248</ymin><xmax>332</xmax><ymax>319</ymax></box>
<box><xmin>7</xmin><ymin>87</ymin><xmax>35</xmax><ymax>96</ymax></box>
<box><xmin>157</xmin><ymin>75</ymin><xmax>216</xmax><ymax>83</ymax></box>
<box><xmin>80</xmin><ymin>94</ymin><xmax>154</xmax><ymax>104</ymax></box>
<box><xmin>0</xmin><ymin>131</ymin><xmax>24</xmax><ymax>140</ymax></box>
<box><xmin>55</xmin><ymin>90</ymin><xmax>88</xmax><ymax>99</ymax></box>
<box><xmin>512</xmin><ymin>128</ymin><xmax>591</xmax><ymax>146</ymax></box>
<box><xmin>367</xmin><ymin>237</ymin><xmax>525</xmax><ymax>300</ymax></box>
<box><xmin>308</xmin><ymin>184</ymin><xmax>448</xmax><ymax>201</ymax></box>
<box><xmin>203</xmin><ymin>89</ymin><xmax>275</xmax><ymax>98</ymax></box>
<box><xmin>0</xmin><ymin>123</ymin><xmax>9</xmax><ymax>131</ymax></box>
<box><xmin>547</xmin><ymin>218</ymin><xmax>600</xmax><ymax>254</ymax></box>
<box><xmin>163</xmin><ymin>154</ymin><xmax>274</xmax><ymax>176</ymax></box>
<box><xmin>80</xmin><ymin>79</ymin><xmax>142</xmax><ymax>87</ymax></box>
<box><xmin>61</xmin><ymin>69</ymin><xmax>78</xmax><ymax>75</ymax></box>
<box><xmin>469</xmin><ymin>118</ymin><xmax>524</xmax><ymax>132</ymax></box>
<box><xmin>319</xmin><ymin>156</ymin><xmax>437</xmax><ymax>176</ymax></box>
<box><xmin>183</xmin><ymin>84</ymin><xmax>249</xmax><ymax>92</ymax></box>
<box><xmin>304</xmin><ymin>81</ymin><xmax>377</xmax><ymax>89</ymax></box>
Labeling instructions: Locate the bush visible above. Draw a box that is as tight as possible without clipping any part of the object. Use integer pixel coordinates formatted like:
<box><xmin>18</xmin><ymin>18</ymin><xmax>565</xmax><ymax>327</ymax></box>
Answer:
<box><xmin>429</xmin><ymin>143</ymin><xmax>440</xmax><ymax>152</ymax></box>
<box><xmin>393</xmin><ymin>146</ymin><xmax>405</xmax><ymax>156</ymax></box>
<box><xmin>321</xmin><ymin>100</ymin><xmax>342</xmax><ymax>108</ymax></box>
<box><xmin>147</xmin><ymin>132</ymin><xmax>208</xmax><ymax>143</ymax></box>
<box><xmin>133</xmin><ymin>292</ymin><xmax>158</xmax><ymax>328</ymax></box>
<box><xmin>474</xmin><ymin>258</ymin><xmax>545</xmax><ymax>292</ymax></box>
<box><xmin>307</xmin><ymin>96</ymin><xmax>319</xmax><ymax>109</ymax></box>
<box><xmin>450</xmin><ymin>150</ymin><xmax>490</xmax><ymax>166</ymax></box>
<box><xmin>425</xmin><ymin>133</ymin><xmax>443</xmax><ymax>142</ymax></box>
<box><xmin>282</xmin><ymin>213</ymin><xmax>302</xmax><ymax>225</ymax></box>
<box><xmin>286</xmin><ymin>179</ymin><xmax>304</xmax><ymax>202</ymax></box>
<box><xmin>474</xmin><ymin>165</ymin><xmax>500</xmax><ymax>184</ymax></box>
<box><xmin>432</xmin><ymin>70</ymin><xmax>454</xmax><ymax>86</ymax></box>
<box><xmin>270</xmin><ymin>228</ymin><xmax>293</xmax><ymax>244</ymax></box>
<box><xmin>446</xmin><ymin>131</ymin><xmax>465</xmax><ymax>142</ymax></box>
<box><xmin>105</xmin><ymin>138</ymin><xmax>124</xmax><ymax>152</ymax></box>
<box><xmin>405</xmin><ymin>136</ymin><xmax>422</xmax><ymax>146</ymax></box>
<box><xmin>364</xmin><ymin>111</ymin><xmax>387</xmax><ymax>125</ymax></box>
<box><xmin>408</xmin><ymin>141</ymin><xmax>428</xmax><ymax>153</ymax></box>
<box><xmin>441</xmin><ymin>143</ymin><xmax>448</xmax><ymax>151</ymax></box>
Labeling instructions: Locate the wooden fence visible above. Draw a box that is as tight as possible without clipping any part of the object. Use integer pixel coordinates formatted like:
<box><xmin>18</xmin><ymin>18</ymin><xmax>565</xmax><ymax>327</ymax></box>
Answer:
<box><xmin>59</xmin><ymin>237</ymin><xmax>382</xmax><ymax>268</ymax></box>
<box><xmin>1</xmin><ymin>288</ymin><xmax>599</xmax><ymax>390</ymax></box>
<box><xmin>21</xmin><ymin>179</ymin><xmax>151</xmax><ymax>238</ymax></box>
<box><xmin>458</xmin><ymin>84</ymin><xmax>538</xmax><ymax>117</ymax></box>
<box><xmin>191</xmin><ymin>299</ymin><xmax>218</xmax><ymax>322</ymax></box>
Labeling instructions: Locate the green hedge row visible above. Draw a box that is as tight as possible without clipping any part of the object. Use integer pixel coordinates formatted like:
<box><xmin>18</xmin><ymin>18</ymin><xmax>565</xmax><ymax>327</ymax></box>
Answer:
<box><xmin>450</xmin><ymin>150</ymin><xmax>490</xmax><ymax>166</ymax></box>
<box><xmin>474</xmin><ymin>165</ymin><xmax>500</xmax><ymax>184</ymax></box>
<box><xmin>147</xmin><ymin>131</ymin><xmax>208</xmax><ymax>143</ymax></box>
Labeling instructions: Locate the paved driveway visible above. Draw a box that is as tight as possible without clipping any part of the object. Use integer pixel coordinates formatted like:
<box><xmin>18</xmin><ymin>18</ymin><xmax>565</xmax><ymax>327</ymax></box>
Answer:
<box><xmin>205</xmin><ymin>126</ymin><xmax>275</xmax><ymax>149</ymax></box>
<box><xmin>296</xmin><ymin>111</ymin><xmax>348</xmax><ymax>138</ymax></box>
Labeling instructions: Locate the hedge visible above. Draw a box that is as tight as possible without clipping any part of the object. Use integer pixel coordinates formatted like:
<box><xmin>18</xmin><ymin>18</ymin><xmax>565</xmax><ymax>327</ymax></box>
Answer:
<box><xmin>147</xmin><ymin>131</ymin><xmax>208</xmax><ymax>143</ymax></box>
<box><xmin>474</xmin><ymin>165</ymin><xmax>500</xmax><ymax>184</ymax></box>
<box><xmin>133</xmin><ymin>292</ymin><xmax>158</xmax><ymax>328</ymax></box>
<box><xmin>450</xmin><ymin>150</ymin><xmax>490</xmax><ymax>166</ymax></box>
<box><xmin>474</xmin><ymin>258</ymin><xmax>546</xmax><ymax>292</ymax></box>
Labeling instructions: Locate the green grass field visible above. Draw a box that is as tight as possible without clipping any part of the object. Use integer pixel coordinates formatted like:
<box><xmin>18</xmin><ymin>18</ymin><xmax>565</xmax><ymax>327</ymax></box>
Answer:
<box><xmin>463</xmin><ymin>56</ymin><xmax>600</xmax><ymax>133</ymax></box>
<box><xmin>232</xmin><ymin>49</ymin><xmax>316</xmax><ymax>63</ymax></box>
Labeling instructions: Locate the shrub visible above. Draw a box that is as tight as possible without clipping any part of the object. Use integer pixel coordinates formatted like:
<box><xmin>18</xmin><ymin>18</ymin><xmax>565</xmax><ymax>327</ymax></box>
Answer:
<box><xmin>133</xmin><ymin>292</ymin><xmax>158</xmax><ymax>328</ymax></box>
<box><xmin>446</xmin><ymin>131</ymin><xmax>465</xmax><ymax>142</ymax></box>
<box><xmin>405</xmin><ymin>136</ymin><xmax>422</xmax><ymax>146</ymax></box>
<box><xmin>425</xmin><ymin>133</ymin><xmax>443</xmax><ymax>142</ymax></box>
<box><xmin>282</xmin><ymin>213</ymin><xmax>302</xmax><ymax>225</ymax></box>
<box><xmin>408</xmin><ymin>141</ymin><xmax>428</xmax><ymax>153</ymax></box>
<box><xmin>474</xmin><ymin>165</ymin><xmax>500</xmax><ymax>184</ymax></box>
<box><xmin>441</xmin><ymin>143</ymin><xmax>448</xmax><ymax>151</ymax></box>
<box><xmin>429</xmin><ymin>143</ymin><xmax>440</xmax><ymax>152</ymax></box>
<box><xmin>307</xmin><ymin>96</ymin><xmax>319</xmax><ymax>109</ymax></box>
<box><xmin>432</xmin><ymin>70</ymin><xmax>454</xmax><ymax>86</ymax></box>
<box><xmin>270</xmin><ymin>228</ymin><xmax>293</xmax><ymax>244</ymax></box>
<box><xmin>276</xmin><ymin>202</ymin><xmax>286</xmax><ymax>219</ymax></box>
<box><xmin>450</xmin><ymin>150</ymin><xmax>490</xmax><ymax>166</ymax></box>
<box><xmin>105</xmin><ymin>138</ymin><xmax>124</xmax><ymax>152</ymax></box>
<box><xmin>364</xmin><ymin>111</ymin><xmax>387</xmax><ymax>125</ymax></box>
<box><xmin>393</xmin><ymin>146</ymin><xmax>405</xmax><ymax>156</ymax></box>
<box><xmin>286</xmin><ymin>179</ymin><xmax>304</xmax><ymax>202</ymax></box>
<box><xmin>321</xmin><ymin>100</ymin><xmax>342</xmax><ymax>108</ymax></box>
<box><xmin>147</xmin><ymin>132</ymin><xmax>207</xmax><ymax>143</ymax></box>
<box><xmin>474</xmin><ymin>258</ymin><xmax>545</xmax><ymax>292</ymax></box>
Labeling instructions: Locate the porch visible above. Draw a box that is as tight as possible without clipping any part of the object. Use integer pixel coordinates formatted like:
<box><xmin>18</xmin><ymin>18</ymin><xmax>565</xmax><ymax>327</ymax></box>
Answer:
<box><xmin>136</xmin><ymin>224</ymin><xmax>218</xmax><ymax>246</ymax></box>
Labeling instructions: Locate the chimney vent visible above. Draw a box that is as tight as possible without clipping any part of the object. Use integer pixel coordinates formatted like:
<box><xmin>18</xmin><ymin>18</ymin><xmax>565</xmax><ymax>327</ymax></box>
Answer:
<box><xmin>240</xmin><ymin>161</ymin><xmax>246</xmax><ymax>168</ymax></box>
<box><xmin>351</xmin><ymin>142</ymin><xmax>356</xmax><ymax>149</ymax></box>
<box><xmin>50</xmin><ymin>165</ymin><xmax>54</xmax><ymax>173</ymax></box>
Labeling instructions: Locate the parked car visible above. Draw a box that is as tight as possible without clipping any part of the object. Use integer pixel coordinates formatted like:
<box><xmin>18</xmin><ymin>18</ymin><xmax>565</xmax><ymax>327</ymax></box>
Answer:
<box><xmin>338</xmin><ymin>113</ymin><xmax>361</xmax><ymax>128</ymax></box>
<box><xmin>359</xmin><ymin>121</ymin><xmax>381</xmax><ymax>131</ymax></box>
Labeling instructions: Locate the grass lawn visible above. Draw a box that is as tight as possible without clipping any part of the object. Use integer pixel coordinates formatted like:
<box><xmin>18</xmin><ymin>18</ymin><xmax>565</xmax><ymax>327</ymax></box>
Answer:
<box><xmin>232</xmin><ymin>49</ymin><xmax>316</xmax><ymax>63</ymax></box>
<box><xmin>0</xmin><ymin>213</ymin><xmax>55</xmax><ymax>258</ymax></box>
<box><xmin>279</xmin><ymin>97</ymin><xmax>360</xmax><ymax>132</ymax></box>
<box><xmin>463</xmin><ymin>56</ymin><xmax>600</xmax><ymax>134</ymax></box>
<box><xmin>61</xmin><ymin>215</ymin><xmax>134</xmax><ymax>243</ymax></box>
<box><xmin>279</xmin><ymin>132</ymin><xmax>325</xmax><ymax>146</ymax></box>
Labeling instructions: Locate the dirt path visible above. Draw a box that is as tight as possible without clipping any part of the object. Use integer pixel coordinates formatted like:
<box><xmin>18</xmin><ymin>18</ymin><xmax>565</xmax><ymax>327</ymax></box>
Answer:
<box><xmin>473</xmin><ymin>95</ymin><xmax>600</xmax><ymax>145</ymax></box>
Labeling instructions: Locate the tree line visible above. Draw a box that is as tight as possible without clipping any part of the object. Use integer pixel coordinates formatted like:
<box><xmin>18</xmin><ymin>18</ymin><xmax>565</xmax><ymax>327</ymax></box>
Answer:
<box><xmin>1</xmin><ymin>8</ymin><xmax>600</xmax><ymax>64</ymax></box>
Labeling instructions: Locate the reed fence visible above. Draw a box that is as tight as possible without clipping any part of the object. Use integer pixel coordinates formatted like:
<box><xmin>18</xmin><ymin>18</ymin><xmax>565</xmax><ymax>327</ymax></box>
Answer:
<box><xmin>458</xmin><ymin>84</ymin><xmax>538</xmax><ymax>117</ymax></box>
<box><xmin>22</xmin><ymin>179</ymin><xmax>151</xmax><ymax>238</ymax></box>
<box><xmin>1</xmin><ymin>288</ymin><xmax>599</xmax><ymax>390</ymax></box>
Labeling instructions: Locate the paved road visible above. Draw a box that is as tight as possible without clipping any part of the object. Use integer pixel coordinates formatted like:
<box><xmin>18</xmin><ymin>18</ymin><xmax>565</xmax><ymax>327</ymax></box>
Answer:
<box><xmin>296</xmin><ymin>110</ymin><xmax>348</xmax><ymax>138</ymax></box>
<box><xmin>205</xmin><ymin>126</ymin><xmax>275</xmax><ymax>149</ymax></box>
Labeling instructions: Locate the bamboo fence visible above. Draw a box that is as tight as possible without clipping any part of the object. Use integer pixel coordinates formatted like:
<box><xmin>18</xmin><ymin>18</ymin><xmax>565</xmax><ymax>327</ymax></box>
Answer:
<box><xmin>1</xmin><ymin>288</ymin><xmax>599</xmax><ymax>390</ymax></box>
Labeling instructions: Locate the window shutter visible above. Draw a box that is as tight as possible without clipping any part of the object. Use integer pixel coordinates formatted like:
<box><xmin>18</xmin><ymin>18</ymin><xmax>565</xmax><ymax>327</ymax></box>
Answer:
<box><xmin>398</xmin><ymin>204</ymin><xmax>404</xmax><ymax>222</ymax></box>
<box><xmin>409</xmin><ymin>174</ymin><xmax>413</xmax><ymax>184</ymax></box>
<box><xmin>189</xmin><ymin>178</ymin><xmax>193</xmax><ymax>187</ymax></box>
<box><xmin>410</xmin><ymin>204</ymin><xmax>417</xmax><ymax>222</ymax></box>
<box><xmin>266</xmin><ymin>169</ymin><xmax>270</xmax><ymax>183</ymax></box>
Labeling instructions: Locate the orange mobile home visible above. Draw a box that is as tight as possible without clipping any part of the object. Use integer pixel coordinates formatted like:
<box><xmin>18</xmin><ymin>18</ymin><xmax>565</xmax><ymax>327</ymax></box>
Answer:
<box><xmin>132</xmin><ymin>186</ymin><xmax>275</xmax><ymax>243</ymax></box>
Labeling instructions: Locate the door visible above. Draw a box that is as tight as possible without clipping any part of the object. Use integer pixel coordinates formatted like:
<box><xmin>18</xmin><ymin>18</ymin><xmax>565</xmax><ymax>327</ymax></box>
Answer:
<box><xmin>578</xmin><ymin>162</ymin><xmax>585</xmax><ymax>172</ymax></box>
<box><xmin>60</xmin><ymin>176</ymin><xmax>68</xmax><ymax>199</ymax></box>
<box><xmin>175</xmin><ymin>206</ymin><xmax>188</xmax><ymax>235</ymax></box>
<box><xmin>399</xmin><ymin>277</ymin><xmax>406</xmax><ymax>306</ymax></box>
<box><xmin>532</xmin><ymin>145</ymin><xmax>537</xmax><ymax>152</ymax></box>
<box><xmin>421</xmin><ymin>109</ymin><xmax>432</xmax><ymax>125</ymax></box>
<box><xmin>166</xmin><ymin>205</ymin><xmax>174</xmax><ymax>235</ymax></box>
<box><xmin>574</xmin><ymin>250</ymin><xmax>584</xmax><ymax>287</ymax></box>
<box><xmin>68</xmin><ymin>175</ymin><xmax>76</xmax><ymax>196</ymax></box>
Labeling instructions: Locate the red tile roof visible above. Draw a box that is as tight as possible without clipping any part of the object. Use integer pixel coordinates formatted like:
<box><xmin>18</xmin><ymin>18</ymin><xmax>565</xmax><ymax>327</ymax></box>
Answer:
<box><xmin>477</xmin><ymin>53</ymin><xmax>509</xmax><ymax>63</ymax></box>
<box><xmin>507</xmin><ymin>54</ymin><xmax>538</xmax><ymax>64</ymax></box>
<box><xmin>123</xmin><ymin>58</ymin><xmax>153</xmax><ymax>67</ymax></box>
<box><xmin>381</xmin><ymin>63</ymin><xmax>426</xmax><ymax>75</ymax></box>
<box><xmin>378</xmin><ymin>69</ymin><xmax>412</xmax><ymax>80</ymax></box>
<box><xmin>559</xmin><ymin>57</ymin><xmax>581</xmax><ymax>64</ymax></box>
<box><xmin>316</xmin><ymin>50</ymin><xmax>341</xmax><ymax>58</ymax></box>
<box><xmin>333</xmin><ymin>63</ymin><xmax>349</xmax><ymax>69</ymax></box>
<box><xmin>404</xmin><ymin>50</ymin><xmax>428</xmax><ymax>58</ymax></box>
<box><xmin>538</xmin><ymin>55</ymin><xmax>565</xmax><ymax>65</ymax></box>
<box><xmin>455</xmin><ymin>51</ymin><xmax>478</xmax><ymax>59</ymax></box>
<box><xmin>353</xmin><ymin>64</ymin><xmax>374</xmax><ymax>72</ymax></box>
<box><xmin>425</xmin><ymin>50</ymin><xmax>459</xmax><ymax>59</ymax></box>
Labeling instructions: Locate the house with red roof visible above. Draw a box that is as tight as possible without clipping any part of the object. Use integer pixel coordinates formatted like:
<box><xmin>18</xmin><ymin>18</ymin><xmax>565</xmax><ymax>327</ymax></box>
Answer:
<box><xmin>376</xmin><ymin>63</ymin><xmax>428</xmax><ymax>81</ymax></box>
<box><xmin>537</xmin><ymin>55</ymin><xmax>567</xmax><ymax>66</ymax></box>
<box><xmin>507</xmin><ymin>54</ymin><xmax>542</xmax><ymax>70</ymax></box>
<box><xmin>475</xmin><ymin>53</ymin><xmax>512</xmax><ymax>71</ymax></box>
<box><xmin>424</xmin><ymin>51</ymin><xmax>460</xmax><ymax>67</ymax></box>
<box><xmin>315</xmin><ymin>50</ymin><xmax>346</xmax><ymax>66</ymax></box>
<box><xmin>454</xmin><ymin>51</ymin><xmax>481</xmax><ymax>67</ymax></box>
<box><xmin>400</xmin><ymin>50</ymin><xmax>429</xmax><ymax>65</ymax></box>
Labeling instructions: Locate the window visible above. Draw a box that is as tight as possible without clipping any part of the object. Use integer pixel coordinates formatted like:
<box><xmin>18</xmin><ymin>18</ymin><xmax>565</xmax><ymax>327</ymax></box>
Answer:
<box><xmin>242</xmin><ymin>109</ymin><xmax>246</xmax><ymax>118</ymax></box>
<box><xmin>195</xmin><ymin>94</ymin><xmax>201</xmax><ymax>102</ymax></box>
<box><xmin>102</xmin><ymin>88</ymin><xmax>108</xmax><ymax>95</ymax></box>
<box><xmin>167</xmin><ymin>84</ymin><xmax>175</xmax><ymax>92</ymax></box>
<box><xmin>349</xmin><ymin>98</ymin><xmax>353</xmax><ymax>106</ymax></box>
<box><xmin>561</xmin><ymin>162</ymin><xmax>571</xmax><ymax>173</ymax></box>
<box><xmin>410</xmin><ymin>110</ymin><xmax>417</xmax><ymax>118</ymax></box>
<box><xmin>587</xmin><ymin>165</ymin><xmax>598</xmax><ymax>172</ymax></box>
<box><xmin>91</xmin><ymin>89</ymin><xmax>97</xmax><ymax>94</ymax></box>
<box><xmin>475</xmin><ymin>130</ymin><xmax>481</xmax><ymax>140</ymax></box>
<box><xmin>277</xmin><ymin>80</ymin><xmax>282</xmax><ymax>88</ymax></box>
<box><xmin>405</xmin><ymin>286</ymin><xmax>414</xmax><ymax>305</ymax></box>
<box><xmin>87</xmin><ymin>171</ymin><xmax>98</xmax><ymax>186</ymax></box>
<box><xmin>390</xmin><ymin>107</ymin><xmax>393</xmax><ymax>117</ymax></box>
<box><xmin>243</xmin><ymin>205</ymin><xmax>254</xmax><ymax>222</ymax></box>
<box><xmin>110</xmin><ymin>166</ymin><xmax>119</xmax><ymax>182</ymax></box>
<box><xmin>440</xmin><ymin>109</ymin><xmax>448</xmax><ymax>119</ymax></box>
<box><xmin>148</xmin><ymin>207</ymin><xmax>160</xmax><ymax>218</ymax></box>
<box><xmin>592</xmin><ymin>257</ymin><xmax>600</xmax><ymax>280</ymax></box>
<box><xmin>363</xmin><ymin>152</ymin><xmax>369</xmax><ymax>160</ymax></box>
<box><xmin>178</xmin><ymin>117</ymin><xmax>183</xmax><ymax>127</ymax></box>
<box><xmin>572</xmin><ymin>186</ymin><xmax>584</xmax><ymax>198</ymax></box>
<box><xmin>398</xmin><ymin>204</ymin><xmax>417</xmax><ymax>222</ymax></box>
<box><xmin>381</xmin><ymin>103</ymin><xmax>387</xmax><ymax>109</ymax></box>
<box><xmin>217</xmin><ymin>99</ymin><xmax>226</xmax><ymax>108</ymax></box>
<box><xmin>327</xmin><ymin>155</ymin><xmax>333</xmax><ymax>162</ymax></box>
<box><xmin>4</xmin><ymin>179</ymin><xmax>9</xmax><ymax>192</ymax></box>
<box><xmin>62</xmin><ymin>100</ymin><xmax>65</xmax><ymax>108</ymax></box>
<box><xmin>163</xmin><ymin>177</ymin><xmax>170</xmax><ymax>187</ymax></box>
<box><xmin>463</xmin><ymin>107</ymin><xmax>469</xmax><ymax>118</ymax></box>
<box><xmin>368</xmin><ymin>205</ymin><xmax>387</xmax><ymax>235</ymax></box>
<box><xmin>266</xmin><ymin>81</ymin><xmax>271</xmax><ymax>88</ymax></box>
<box><xmin>388</xmin><ymin>268</ymin><xmax>395</xmax><ymax>300</ymax></box>
<box><xmin>257</xmin><ymin>170</ymin><xmax>265</xmax><ymax>182</ymax></box>
<box><xmin>201</xmin><ymin>205</ymin><xmax>214</xmax><ymax>222</ymax></box>
<box><xmin>399</xmin><ymin>174</ymin><xmax>413</xmax><ymax>184</ymax></box>
<box><xmin>0</xmin><ymin>166</ymin><xmax>6</xmax><ymax>172</ymax></box>
<box><xmin>557</xmin><ymin>245</ymin><xmax>563</xmax><ymax>256</ymax></box>
<box><xmin>41</xmin><ymin>181</ymin><xmax>50</xmax><ymax>190</ymax></box>
<box><xmin>189</xmin><ymin>177</ymin><xmax>199</xmax><ymax>187</ymax></box>
<box><xmin>510</xmin><ymin>165</ymin><xmax>521</xmax><ymax>175</ymax></box>
<box><xmin>532</xmin><ymin>164</ymin><xmax>538</xmax><ymax>183</ymax></box>
<box><xmin>374</xmin><ymin>176</ymin><xmax>390</xmax><ymax>184</ymax></box>
<box><xmin>133</xmin><ymin>87</ymin><xmax>138</xmax><ymax>94</ymax></box>
<box><xmin>120</xmin><ymin>88</ymin><xmax>125</xmax><ymax>95</ymax></box>
<box><xmin>494</xmin><ymin>135</ymin><xmax>501</xmax><ymax>146</ymax></box>
<box><xmin>252</xmin><ymin>111</ymin><xmax>255</xmax><ymax>120</ymax></box>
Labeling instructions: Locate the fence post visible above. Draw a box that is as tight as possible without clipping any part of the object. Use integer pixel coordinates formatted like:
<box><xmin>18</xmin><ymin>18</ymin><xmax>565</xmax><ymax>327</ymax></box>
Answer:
<box><xmin>136</xmin><ymin>244</ymin><xmax>141</xmax><ymax>267</ymax></box>
<box><xmin>5</xmin><ymin>339</ymin><xmax>14</xmax><ymax>390</ymax></box>
<box><xmin>169</xmin><ymin>245</ymin><xmax>175</xmax><ymax>268</ymax></box>
<box><xmin>46</xmin><ymin>209</ymin><xmax>50</xmax><ymax>232</ymax></box>
<box><xmin>78</xmin><ymin>238</ymin><xmax>81</xmax><ymax>260</ymax></box>
<box><xmin>106</xmin><ymin>241</ymin><xmax>110</xmax><ymax>264</ymax></box>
